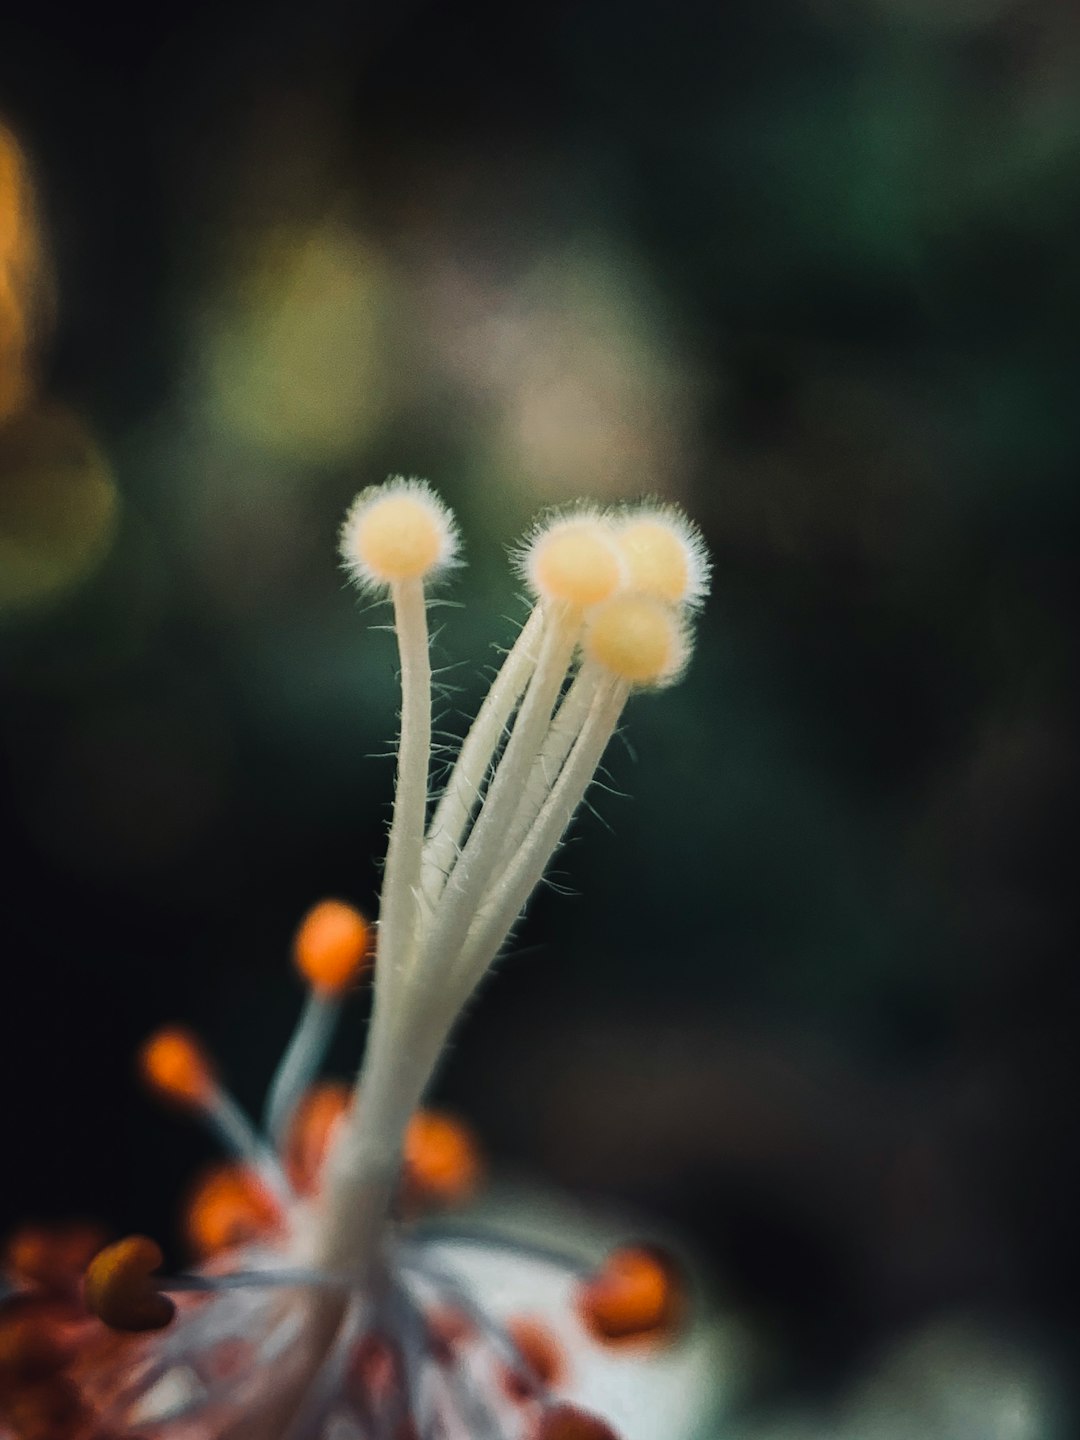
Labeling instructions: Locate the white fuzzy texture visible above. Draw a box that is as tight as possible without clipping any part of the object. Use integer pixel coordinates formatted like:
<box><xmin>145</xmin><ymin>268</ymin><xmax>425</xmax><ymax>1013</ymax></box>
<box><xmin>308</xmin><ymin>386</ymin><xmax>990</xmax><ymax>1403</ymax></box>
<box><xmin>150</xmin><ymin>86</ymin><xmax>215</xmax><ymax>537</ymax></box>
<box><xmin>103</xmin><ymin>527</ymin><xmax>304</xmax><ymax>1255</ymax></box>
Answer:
<box><xmin>615</xmin><ymin>503</ymin><xmax>712</xmax><ymax>612</ymax></box>
<box><xmin>339</xmin><ymin>476</ymin><xmax>460</xmax><ymax>592</ymax></box>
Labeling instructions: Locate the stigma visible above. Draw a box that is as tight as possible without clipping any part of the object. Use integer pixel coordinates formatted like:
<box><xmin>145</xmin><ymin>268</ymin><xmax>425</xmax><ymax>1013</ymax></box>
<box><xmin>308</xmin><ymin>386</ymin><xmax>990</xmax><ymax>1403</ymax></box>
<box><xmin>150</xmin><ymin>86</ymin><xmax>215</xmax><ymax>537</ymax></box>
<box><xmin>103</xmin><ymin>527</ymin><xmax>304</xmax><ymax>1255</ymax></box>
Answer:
<box><xmin>1</xmin><ymin>482</ymin><xmax>709</xmax><ymax>1440</ymax></box>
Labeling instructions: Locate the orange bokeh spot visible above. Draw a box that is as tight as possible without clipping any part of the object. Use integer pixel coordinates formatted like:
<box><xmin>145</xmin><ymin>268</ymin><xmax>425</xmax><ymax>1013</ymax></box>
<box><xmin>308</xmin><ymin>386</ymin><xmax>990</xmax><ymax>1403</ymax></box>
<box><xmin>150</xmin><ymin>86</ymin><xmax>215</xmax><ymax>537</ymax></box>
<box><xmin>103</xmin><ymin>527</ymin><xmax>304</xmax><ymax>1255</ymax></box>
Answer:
<box><xmin>402</xmin><ymin>1110</ymin><xmax>482</xmax><ymax>1212</ymax></box>
<box><xmin>576</xmin><ymin>1245</ymin><xmax>683</xmax><ymax>1346</ymax></box>
<box><xmin>138</xmin><ymin>1027</ymin><xmax>213</xmax><ymax>1107</ymax></box>
<box><xmin>3</xmin><ymin>1223</ymin><xmax>106</xmax><ymax>1294</ymax></box>
<box><xmin>536</xmin><ymin>1404</ymin><xmax>620</xmax><ymax>1440</ymax></box>
<box><xmin>83</xmin><ymin>1235</ymin><xmax>175</xmax><ymax>1334</ymax></box>
<box><xmin>283</xmin><ymin>1082</ymin><xmax>351</xmax><ymax>1194</ymax></box>
<box><xmin>293</xmin><ymin>900</ymin><xmax>373</xmax><ymax>994</ymax></box>
<box><xmin>184</xmin><ymin>1165</ymin><xmax>283</xmax><ymax>1259</ymax></box>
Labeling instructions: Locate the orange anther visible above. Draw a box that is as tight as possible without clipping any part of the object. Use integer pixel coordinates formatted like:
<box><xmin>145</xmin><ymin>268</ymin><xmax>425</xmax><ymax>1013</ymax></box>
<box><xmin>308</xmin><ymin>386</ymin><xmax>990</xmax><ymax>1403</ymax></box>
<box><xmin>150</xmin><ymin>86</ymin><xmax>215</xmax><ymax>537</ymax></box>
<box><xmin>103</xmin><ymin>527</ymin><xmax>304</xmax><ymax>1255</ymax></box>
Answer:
<box><xmin>83</xmin><ymin>1236</ymin><xmax>175</xmax><ymax>1333</ymax></box>
<box><xmin>577</xmin><ymin>1245</ymin><xmax>683</xmax><ymax>1345</ymax></box>
<box><xmin>536</xmin><ymin>1404</ymin><xmax>620</xmax><ymax>1440</ymax></box>
<box><xmin>509</xmin><ymin>1316</ymin><xmax>565</xmax><ymax>1388</ymax></box>
<box><xmin>403</xmin><ymin>1110</ymin><xmax>482</xmax><ymax>1211</ymax></box>
<box><xmin>4</xmin><ymin>1223</ymin><xmax>107</xmax><ymax>1293</ymax></box>
<box><xmin>184</xmin><ymin>1165</ymin><xmax>283</xmax><ymax>1258</ymax></box>
<box><xmin>283</xmin><ymin>1082</ymin><xmax>351</xmax><ymax>1194</ymax></box>
<box><xmin>138</xmin><ymin>1028</ymin><xmax>213</xmax><ymax>1107</ymax></box>
<box><xmin>293</xmin><ymin>900</ymin><xmax>373</xmax><ymax>994</ymax></box>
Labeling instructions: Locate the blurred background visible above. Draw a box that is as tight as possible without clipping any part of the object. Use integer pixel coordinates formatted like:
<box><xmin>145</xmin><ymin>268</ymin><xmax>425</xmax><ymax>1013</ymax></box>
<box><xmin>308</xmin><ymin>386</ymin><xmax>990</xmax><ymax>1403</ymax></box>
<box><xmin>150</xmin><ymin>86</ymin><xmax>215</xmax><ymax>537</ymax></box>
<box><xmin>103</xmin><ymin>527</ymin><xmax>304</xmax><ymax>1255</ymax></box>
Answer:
<box><xmin>2</xmin><ymin>0</ymin><xmax>1078</xmax><ymax>1431</ymax></box>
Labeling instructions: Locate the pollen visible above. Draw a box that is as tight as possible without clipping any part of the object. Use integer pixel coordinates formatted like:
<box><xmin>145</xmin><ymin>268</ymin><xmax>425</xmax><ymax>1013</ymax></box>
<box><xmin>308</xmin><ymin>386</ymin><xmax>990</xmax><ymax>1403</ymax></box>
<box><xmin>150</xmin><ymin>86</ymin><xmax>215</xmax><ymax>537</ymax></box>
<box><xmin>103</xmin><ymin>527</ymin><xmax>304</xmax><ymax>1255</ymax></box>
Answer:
<box><xmin>617</xmin><ymin>509</ymin><xmax>710</xmax><ymax>610</ymax></box>
<box><xmin>340</xmin><ymin>477</ymin><xmax>458</xmax><ymax>589</ymax></box>
<box><xmin>576</xmin><ymin>1245</ymin><xmax>684</xmax><ymax>1344</ymax></box>
<box><xmin>83</xmin><ymin>1236</ymin><xmax>175</xmax><ymax>1333</ymax></box>
<box><xmin>583</xmin><ymin>593</ymin><xmax>687</xmax><ymax>687</ymax></box>
<box><xmin>138</xmin><ymin>1027</ymin><xmax>213</xmax><ymax>1107</ymax></box>
<box><xmin>293</xmin><ymin>899</ymin><xmax>373</xmax><ymax>994</ymax></box>
<box><xmin>524</xmin><ymin>515</ymin><xmax>624</xmax><ymax>609</ymax></box>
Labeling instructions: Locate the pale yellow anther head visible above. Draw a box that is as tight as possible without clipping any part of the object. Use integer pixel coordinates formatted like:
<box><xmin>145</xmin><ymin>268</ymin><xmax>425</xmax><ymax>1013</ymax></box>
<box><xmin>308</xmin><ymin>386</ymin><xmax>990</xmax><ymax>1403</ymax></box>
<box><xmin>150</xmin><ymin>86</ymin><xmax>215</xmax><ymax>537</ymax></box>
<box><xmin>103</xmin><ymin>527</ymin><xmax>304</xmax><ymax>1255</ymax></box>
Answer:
<box><xmin>524</xmin><ymin>515</ymin><xmax>624</xmax><ymax>609</ymax></box>
<box><xmin>583</xmin><ymin>594</ymin><xmax>688</xmax><ymax>688</ymax></box>
<box><xmin>616</xmin><ymin>507</ymin><xmax>710</xmax><ymax>610</ymax></box>
<box><xmin>340</xmin><ymin>477</ymin><xmax>458</xmax><ymax>590</ymax></box>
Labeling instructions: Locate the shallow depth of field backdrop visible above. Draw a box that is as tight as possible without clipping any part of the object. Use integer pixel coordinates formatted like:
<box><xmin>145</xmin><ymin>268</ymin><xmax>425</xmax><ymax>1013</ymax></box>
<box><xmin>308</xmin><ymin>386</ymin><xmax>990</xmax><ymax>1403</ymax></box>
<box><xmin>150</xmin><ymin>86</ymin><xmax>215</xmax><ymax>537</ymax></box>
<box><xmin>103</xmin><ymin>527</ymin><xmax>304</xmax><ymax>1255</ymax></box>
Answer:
<box><xmin>2</xmin><ymin>0</ymin><xmax>1078</xmax><ymax>1428</ymax></box>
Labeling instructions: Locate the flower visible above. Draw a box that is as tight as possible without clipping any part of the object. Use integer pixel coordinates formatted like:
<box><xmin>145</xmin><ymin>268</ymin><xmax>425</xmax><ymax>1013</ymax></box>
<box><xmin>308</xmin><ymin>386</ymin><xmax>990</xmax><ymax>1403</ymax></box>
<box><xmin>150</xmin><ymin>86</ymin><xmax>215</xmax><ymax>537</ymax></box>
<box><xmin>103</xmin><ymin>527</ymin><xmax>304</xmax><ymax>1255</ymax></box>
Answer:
<box><xmin>1</xmin><ymin>480</ymin><xmax>711</xmax><ymax>1440</ymax></box>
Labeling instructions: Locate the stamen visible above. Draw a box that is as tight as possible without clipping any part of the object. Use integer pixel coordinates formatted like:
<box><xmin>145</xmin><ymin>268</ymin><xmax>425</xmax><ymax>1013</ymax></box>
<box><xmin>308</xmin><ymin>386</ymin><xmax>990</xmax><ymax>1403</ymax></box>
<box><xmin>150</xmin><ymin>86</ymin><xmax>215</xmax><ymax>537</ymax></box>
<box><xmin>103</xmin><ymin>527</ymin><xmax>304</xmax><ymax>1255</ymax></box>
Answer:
<box><xmin>84</xmin><ymin>1236</ymin><xmax>175</xmax><ymax>1333</ymax></box>
<box><xmin>402</xmin><ymin>1111</ymin><xmax>482</xmax><ymax>1213</ymax></box>
<box><xmin>140</xmin><ymin>1028</ymin><xmax>292</xmax><ymax>1206</ymax></box>
<box><xmin>576</xmin><ymin>1246</ymin><xmax>684</xmax><ymax>1345</ymax></box>
<box><xmin>264</xmin><ymin>900</ymin><xmax>372</xmax><ymax>1144</ymax></box>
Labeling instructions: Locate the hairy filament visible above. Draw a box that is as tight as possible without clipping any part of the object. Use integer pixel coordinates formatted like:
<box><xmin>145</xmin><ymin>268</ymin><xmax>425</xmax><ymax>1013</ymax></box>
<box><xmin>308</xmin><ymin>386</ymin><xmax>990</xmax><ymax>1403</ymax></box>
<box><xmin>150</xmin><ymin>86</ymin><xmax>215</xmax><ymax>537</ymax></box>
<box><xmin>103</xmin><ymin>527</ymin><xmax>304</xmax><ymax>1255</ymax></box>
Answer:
<box><xmin>418</xmin><ymin>602</ymin><xmax>580</xmax><ymax>991</ymax></box>
<box><xmin>420</xmin><ymin>606</ymin><xmax>545</xmax><ymax>908</ymax></box>
<box><xmin>497</xmin><ymin>662</ymin><xmax>602</xmax><ymax>864</ymax></box>
<box><xmin>450</xmin><ymin>674</ymin><xmax>628</xmax><ymax>1003</ymax></box>
<box><xmin>378</xmin><ymin>576</ymin><xmax>433</xmax><ymax>996</ymax></box>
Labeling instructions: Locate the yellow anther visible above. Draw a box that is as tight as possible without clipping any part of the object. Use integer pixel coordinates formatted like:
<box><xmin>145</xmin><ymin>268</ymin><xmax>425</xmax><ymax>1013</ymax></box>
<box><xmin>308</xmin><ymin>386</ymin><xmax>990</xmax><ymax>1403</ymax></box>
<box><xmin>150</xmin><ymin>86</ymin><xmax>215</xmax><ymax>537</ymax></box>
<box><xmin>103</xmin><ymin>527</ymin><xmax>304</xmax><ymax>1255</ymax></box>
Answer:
<box><xmin>583</xmin><ymin>594</ymin><xmax>687</xmax><ymax>687</ymax></box>
<box><xmin>83</xmin><ymin>1235</ymin><xmax>175</xmax><ymax>1333</ymax></box>
<box><xmin>524</xmin><ymin>516</ymin><xmax>624</xmax><ymax>609</ymax></box>
<box><xmin>340</xmin><ymin>477</ymin><xmax>458</xmax><ymax>589</ymax></box>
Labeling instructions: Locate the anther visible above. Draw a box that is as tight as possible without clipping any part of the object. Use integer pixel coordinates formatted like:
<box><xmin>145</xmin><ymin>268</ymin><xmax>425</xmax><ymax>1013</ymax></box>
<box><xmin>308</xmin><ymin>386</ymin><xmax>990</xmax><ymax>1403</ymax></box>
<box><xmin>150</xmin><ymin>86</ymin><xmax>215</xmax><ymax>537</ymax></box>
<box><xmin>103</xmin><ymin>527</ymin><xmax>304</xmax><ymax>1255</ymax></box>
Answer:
<box><xmin>576</xmin><ymin>1245</ymin><xmax>683</xmax><ymax>1344</ymax></box>
<box><xmin>83</xmin><ymin>1236</ymin><xmax>176</xmax><ymax>1333</ymax></box>
<box><xmin>582</xmin><ymin>594</ymin><xmax>688</xmax><ymax>687</ymax></box>
<box><xmin>294</xmin><ymin>899</ymin><xmax>373</xmax><ymax>995</ymax></box>
<box><xmin>283</xmin><ymin>1082</ymin><xmax>351</xmax><ymax>1193</ymax></box>
<box><xmin>402</xmin><ymin>1110</ymin><xmax>482</xmax><ymax>1212</ymax></box>
<box><xmin>139</xmin><ymin>1028</ymin><xmax>214</xmax><ymax>1108</ymax></box>
<box><xmin>184</xmin><ymin>1165</ymin><xmax>283</xmax><ymax>1258</ymax></box>
<box><xmin>524</xmin><ymin>515</ymin><xmax>625</xmax><ymax>609</ymax></box>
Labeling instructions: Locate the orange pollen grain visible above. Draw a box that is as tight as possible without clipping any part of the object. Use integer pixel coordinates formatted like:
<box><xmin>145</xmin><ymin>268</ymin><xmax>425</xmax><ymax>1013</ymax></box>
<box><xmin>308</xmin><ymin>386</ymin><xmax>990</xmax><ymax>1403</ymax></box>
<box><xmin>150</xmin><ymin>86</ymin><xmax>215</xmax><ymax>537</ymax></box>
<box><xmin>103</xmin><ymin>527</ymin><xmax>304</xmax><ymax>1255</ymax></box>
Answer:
<box><xmin>83</xmin><ymin>1236</ymin><xmax>175</xmax><ymax>1333</ymax></box>
<box><xmin>576</xmin><ymin>1245</ymin><xmax>683</xmax><ymax>1345</ymax></box>
<box><xmin>283</xmin><ymin>1081</ymin><xmax>352</xmax><ymax>1193</ymax></box>
<box><xmin>403</xmin><ymin>1110</ymin><xmax>482</xmax><ymax>1211</ymax></box>
<box><xmin>184</xmin><ymin>1165</ymin><xmax>283</xmax><ymax>1259</ymax></box>
<box><xmin>293</xmin><ymin>900</ymin><xmax>373</xmax><ymax>994</ymax></box>
<box><xmin>139</xmin><ymin>1028</ymin><xmax>213</xmax><ymax>1107</ymax></box>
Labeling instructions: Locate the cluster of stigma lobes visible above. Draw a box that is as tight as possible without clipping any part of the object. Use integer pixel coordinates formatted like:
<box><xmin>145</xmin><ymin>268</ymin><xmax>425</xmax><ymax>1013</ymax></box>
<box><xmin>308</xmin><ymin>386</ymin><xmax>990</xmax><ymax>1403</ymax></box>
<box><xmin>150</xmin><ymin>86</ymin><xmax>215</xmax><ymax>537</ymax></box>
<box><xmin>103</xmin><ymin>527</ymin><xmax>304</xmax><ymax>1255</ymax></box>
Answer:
<box><xmin>1</xmin><ymin>482</ymin><xmax>709</xmax><ymax>1440</ymax></box>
